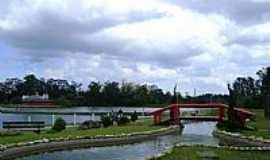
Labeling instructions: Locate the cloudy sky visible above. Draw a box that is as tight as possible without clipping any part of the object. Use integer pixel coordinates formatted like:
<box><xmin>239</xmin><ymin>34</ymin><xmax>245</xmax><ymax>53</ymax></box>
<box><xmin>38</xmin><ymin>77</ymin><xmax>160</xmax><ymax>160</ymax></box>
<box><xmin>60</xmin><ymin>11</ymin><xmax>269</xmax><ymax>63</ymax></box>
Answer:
<box><xmin>0</xmin><ymin>0</ymin><xmax>270</xmax><ymax>94</ymax></box>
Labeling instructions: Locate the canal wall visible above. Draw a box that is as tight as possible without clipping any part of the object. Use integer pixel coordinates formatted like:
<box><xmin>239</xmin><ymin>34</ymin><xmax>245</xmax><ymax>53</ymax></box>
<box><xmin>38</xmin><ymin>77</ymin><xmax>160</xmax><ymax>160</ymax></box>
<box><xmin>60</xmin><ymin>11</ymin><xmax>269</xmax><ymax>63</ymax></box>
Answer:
<box><xmin>0</xmin><ymin>126</ymin><xmax>180</xmax><ymax>160</ymax></box>
<box><xmin>213</xmin><ymin>129</ymin><xmax>270</xmax><ymax>147</ymax></box>
<box><xmin>150</xmin><ymin>144</ymin><xmax>270</xmax><ymax>160</ymax></box>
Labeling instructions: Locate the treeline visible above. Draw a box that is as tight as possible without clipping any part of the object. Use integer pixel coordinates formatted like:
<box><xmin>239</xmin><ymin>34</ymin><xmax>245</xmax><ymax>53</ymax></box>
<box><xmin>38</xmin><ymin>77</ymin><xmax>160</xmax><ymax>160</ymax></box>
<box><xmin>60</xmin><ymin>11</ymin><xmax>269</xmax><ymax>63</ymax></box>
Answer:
<box><xmin>229</xmin><ymin>67</ymin><xmax>270</xmax><ymax>109</ymax></box>
<box><xmin>2</xmin><ymin>66</ymin><xmax>268</xmax><ymax>108</ymax></box>
<box><xmin>0</xmin><ymin>74</ymin><xmax>228</xmax><ymax>107</ymax></box>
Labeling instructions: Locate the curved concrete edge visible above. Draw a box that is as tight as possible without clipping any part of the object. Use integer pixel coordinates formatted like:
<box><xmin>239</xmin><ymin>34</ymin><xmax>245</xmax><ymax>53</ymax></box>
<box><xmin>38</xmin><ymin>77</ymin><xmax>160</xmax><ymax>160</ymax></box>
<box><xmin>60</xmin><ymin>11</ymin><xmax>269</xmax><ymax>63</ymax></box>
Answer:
<box><xmin>213</xmin><ymin>129</ymin><xmax>270</xmax><ymax>147</ymax></box>
<box><xmin>0</xmin><ymin>126</ymin><xmax>180</xmax><ymax>160</ymax></box>
<box><xmin>148</xmin><ymin>144</ymin><xmax>270</xmax><ymax>160</ymax></box>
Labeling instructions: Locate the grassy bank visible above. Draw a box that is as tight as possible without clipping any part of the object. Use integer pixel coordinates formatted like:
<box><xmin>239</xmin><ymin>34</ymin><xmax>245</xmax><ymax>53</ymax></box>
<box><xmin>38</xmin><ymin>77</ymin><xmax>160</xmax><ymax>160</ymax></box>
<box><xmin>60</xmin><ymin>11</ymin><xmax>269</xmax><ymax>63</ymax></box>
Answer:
<box><xmin>151</xmin><ymin>146</ymin><xmax>270</xmax><ymax>160</ymax></box>
<box><xmin>240</xmin><ymin>109</ymin><xmax>270</xmax><ymax>139</ymax></box>
<box><xmin>0</xmin><ymin>118</ymin><xmax>163</xmax><ymax>145</ymax></box>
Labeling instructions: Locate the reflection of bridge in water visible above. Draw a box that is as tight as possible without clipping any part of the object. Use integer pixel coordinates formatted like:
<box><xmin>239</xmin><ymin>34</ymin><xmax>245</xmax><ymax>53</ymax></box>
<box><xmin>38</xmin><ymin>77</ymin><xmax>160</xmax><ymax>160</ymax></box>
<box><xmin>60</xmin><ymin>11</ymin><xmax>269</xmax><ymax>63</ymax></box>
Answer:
<box><xmin>178</xmin><ymin>116</ymin><xmax>220</xmax><ymax>121</ymax></box>
<box><xmin>151</xmin><ymin>103</ymin><xmax>256</xmax><ymax>127</ymax></box>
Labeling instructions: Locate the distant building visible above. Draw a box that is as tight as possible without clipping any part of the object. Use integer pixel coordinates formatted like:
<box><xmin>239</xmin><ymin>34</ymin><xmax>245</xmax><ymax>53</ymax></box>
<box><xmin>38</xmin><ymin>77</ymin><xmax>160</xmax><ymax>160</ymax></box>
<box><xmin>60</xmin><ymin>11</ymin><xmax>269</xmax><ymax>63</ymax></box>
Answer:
<box><xmin>21</xmin><ymin>93</ymin><xmax>54</xmax><ymax>107</ymax></box>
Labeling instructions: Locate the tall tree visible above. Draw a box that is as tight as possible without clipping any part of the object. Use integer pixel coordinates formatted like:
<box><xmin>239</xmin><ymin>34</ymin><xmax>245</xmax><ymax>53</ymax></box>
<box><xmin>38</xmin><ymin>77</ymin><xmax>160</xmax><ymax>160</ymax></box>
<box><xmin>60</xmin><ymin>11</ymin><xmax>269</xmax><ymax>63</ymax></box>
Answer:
<box><xmin>22</xmin><ymin>74</ymin><xmax>41</xmax><ymax>95</ymax></box>
<box><xmin>102</xmin><ymin>81</ymin><xmax>121</xmax><ymax>106</ymax></box>
<box><xmin>232</xmin><ymin>77</ymin><xmax>260</xmax><ymax>108</ymax></box>
<box><xmin>120</xmin><ymin>81</ymin><xmax>135</xmax><ymax>106</ymax></box>
<box><xmin>87</xmin><ymin>82</ymin><xmax>102</xmax><ymax>106</ymax></box>
<box><xmin>257</xmin><ymin>67</ymin><xmax>270</xmax><ymax>118</ymax></box>
<box><xmin>149</xmin><ymin>85</ymin><xmax>165</xmax><ymax>104</ymax></box>
<box><xmin>134</xmin><ymin>84</ymin><xmax>149</xmax><ymax>106</ymax></box>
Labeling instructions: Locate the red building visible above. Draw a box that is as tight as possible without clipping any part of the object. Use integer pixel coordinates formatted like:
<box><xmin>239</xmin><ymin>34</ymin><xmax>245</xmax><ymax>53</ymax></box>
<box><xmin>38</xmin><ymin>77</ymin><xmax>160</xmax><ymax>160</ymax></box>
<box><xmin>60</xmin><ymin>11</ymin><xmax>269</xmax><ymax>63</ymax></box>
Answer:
<box><xmin>20</xmin><ymin>93</ymin><xmax>55</xmax><ymax>107</ymax></box>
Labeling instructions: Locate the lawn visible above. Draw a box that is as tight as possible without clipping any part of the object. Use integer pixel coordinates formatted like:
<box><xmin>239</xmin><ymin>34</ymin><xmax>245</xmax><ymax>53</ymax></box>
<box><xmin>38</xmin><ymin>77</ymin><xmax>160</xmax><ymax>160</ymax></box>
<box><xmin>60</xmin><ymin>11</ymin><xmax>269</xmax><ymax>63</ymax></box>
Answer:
<box><xmin>151</xmin><ymin>146</ymin><xmax>270</xmax><ymax>160</ymax></box>
<box><xmin>0</xmin><ymin>118</ymin><xmax>163</xmax><ymax>145</ymax></box>
<box><xmin>239</xmin><ymin>109</ymin><xmax>270</xmax><ymax>139</ymax></box>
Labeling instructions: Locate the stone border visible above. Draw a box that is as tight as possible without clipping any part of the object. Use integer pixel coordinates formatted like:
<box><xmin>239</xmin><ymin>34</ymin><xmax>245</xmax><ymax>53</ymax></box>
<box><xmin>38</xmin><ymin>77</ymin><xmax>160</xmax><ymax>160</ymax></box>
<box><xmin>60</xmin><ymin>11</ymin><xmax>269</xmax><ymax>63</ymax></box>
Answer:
<box><xmin>149</xmin><ymin>144</ymin><xmax>270</xmax><ymax>160</ymax></box>
<box><xmin>0</xmin><ymin>126</ymin><xmax>179</xmax><ymax>160</ymax></box>
<box><xmin>213</xmin><ymin>129</ymin><xmax>270</xmax><ymax>147</ymax></box>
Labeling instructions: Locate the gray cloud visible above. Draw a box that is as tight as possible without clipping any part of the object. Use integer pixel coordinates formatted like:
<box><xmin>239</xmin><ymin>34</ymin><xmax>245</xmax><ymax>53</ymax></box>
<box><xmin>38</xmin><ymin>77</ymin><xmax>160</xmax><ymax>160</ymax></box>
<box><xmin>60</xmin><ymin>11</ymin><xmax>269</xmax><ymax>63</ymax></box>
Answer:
<box><xmin>0</xmin><ymin>0</ymin><xmax>166</xmax><ymax>61</ymax></box>
<box><xmin>167</xmin><ymin>0</ymin><xmax>270</xmax><ymax>25</ymax></box>
<box><xmin>0</xmin><ymin>0</ymin><xmax>269</xmax><ymax>94</ymax></box>
<box><xmin>226</xmin><ymin>25</ymin><xmax>270</xmax><ymax>46</ymax></box>
<box><xmin>0</xmin><ymin>2</ymin><xmax>206</xmax><ymax>69</ymax></box>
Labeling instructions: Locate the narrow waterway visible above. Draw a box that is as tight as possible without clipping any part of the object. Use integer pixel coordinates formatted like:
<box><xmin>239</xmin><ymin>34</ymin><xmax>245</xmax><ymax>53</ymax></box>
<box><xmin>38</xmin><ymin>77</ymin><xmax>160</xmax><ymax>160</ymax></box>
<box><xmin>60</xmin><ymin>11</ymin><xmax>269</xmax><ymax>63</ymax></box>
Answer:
<box><xmin>17</xmin><ymin>122</ymin><xmax>219</xmax><ymax>160</ymax></box>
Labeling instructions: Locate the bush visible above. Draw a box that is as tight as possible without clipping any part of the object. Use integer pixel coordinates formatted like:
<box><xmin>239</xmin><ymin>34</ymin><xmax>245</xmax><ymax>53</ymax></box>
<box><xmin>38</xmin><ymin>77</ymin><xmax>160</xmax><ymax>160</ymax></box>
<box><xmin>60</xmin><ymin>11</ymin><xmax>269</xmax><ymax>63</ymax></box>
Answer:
<box><xmin>117</xmin><ymin>116</ymin><xmax>130</xmax><ymax>126</ymax></box>
<box><xmin>227</xmin><ymin>108</ymin><xmax>242</xmax><ymax>131</ymax></box>
<box><xmin>79</xmin><ymin>120</ymin><xmax>101</xmax><ymax>130</ymax></box>
<box><xmin>101</xmin><ymin>115</ymin><xmax>112</xmax><ymax>127</ymax></box>
<box><xmin>131</xmin><ymin>111</ymin><xmax>138</xmax><ymax>122</ymax></box>
<box><xmin>52</xmin><ymin>117</ymin><xmax>66</xmax><ymax>132</ymax></box>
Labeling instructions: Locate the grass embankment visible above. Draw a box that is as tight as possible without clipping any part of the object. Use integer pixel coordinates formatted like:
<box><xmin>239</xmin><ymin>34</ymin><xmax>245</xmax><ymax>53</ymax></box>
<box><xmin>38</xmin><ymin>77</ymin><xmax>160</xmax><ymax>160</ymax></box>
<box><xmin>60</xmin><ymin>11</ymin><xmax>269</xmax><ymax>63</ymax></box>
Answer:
<box><xmin>240</xmin><ymin>109</ymin><xmax>270</xmax><ymax>139</ymax></box>
<box><xmin>0</xmin><ymin>118</ymin><xmax>163</xmax><ymax>145</ymax></box>
<box><xmin>151</xmin><ymin>146</ymin><xmax>270</xmax><ymax>160</ymax></box>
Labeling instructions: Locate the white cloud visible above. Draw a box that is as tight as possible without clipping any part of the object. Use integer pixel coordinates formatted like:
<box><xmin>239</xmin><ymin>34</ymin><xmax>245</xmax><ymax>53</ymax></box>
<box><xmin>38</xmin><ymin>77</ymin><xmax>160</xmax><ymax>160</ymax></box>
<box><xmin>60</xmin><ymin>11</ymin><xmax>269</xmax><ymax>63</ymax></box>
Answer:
<box><xmin>0</xmin><ymin>0</ymin><xmax>269</xmax><ymax>94</ymax></box>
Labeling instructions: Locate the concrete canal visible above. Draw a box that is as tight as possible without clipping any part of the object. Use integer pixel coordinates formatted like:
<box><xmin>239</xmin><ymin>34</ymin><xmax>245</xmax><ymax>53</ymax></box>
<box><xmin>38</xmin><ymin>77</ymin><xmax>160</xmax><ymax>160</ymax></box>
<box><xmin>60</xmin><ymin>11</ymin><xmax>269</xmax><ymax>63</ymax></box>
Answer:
<box><xmin>16</xmin><ymin>122</ymin><xmax>218</xmax><ymax>160</ymax></box>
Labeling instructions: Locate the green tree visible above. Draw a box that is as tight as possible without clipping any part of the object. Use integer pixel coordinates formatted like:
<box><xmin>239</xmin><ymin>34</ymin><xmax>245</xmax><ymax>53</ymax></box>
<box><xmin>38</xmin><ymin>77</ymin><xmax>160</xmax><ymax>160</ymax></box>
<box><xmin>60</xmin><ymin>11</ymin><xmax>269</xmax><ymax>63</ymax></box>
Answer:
<box><xmin>257</xmin><ymin>67</ymin><xmax>270</xmax><ymax>118</ymax></box>
<box><xmin>22</xmin><ymin>74</ymin><xmax>41</xmax><ymax>95</ymax></box>
<box><xmin>102</xmin><ymin>81</ymin><xmax>121</xmax><ymax>106</ymax></box>
<box><xmin>134</xmin><ymin>84</ymin><xmax>149</xmax><ymax>106</ymax></box>
<box><xmin>120</xmin><ymin>81</ymin><xmax>135</xmax><ymax>106</ymax></box>
<box><xmin>232</xmin><ymin>77</ymin><xmax>260</xmax><ymax>108</ymax></box>
<box><xmin>87</xmin><ymin>81</ymin><xmax>102</xmax><ymax>106</ymax></box>
<box><xmin>149</xmin><ymin>85</ymin><xmax>164</xmax><ymax>104</ymax></box>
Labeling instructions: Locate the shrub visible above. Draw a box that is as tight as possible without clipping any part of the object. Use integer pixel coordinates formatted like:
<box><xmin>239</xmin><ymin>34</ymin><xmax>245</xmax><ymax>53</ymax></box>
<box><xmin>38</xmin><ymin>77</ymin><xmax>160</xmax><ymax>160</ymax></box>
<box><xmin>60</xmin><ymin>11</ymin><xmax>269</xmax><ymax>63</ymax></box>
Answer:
<box><xmin>52</xmin><ymin>117</ymin><xmax>66</xmax><ymax>132</ymax></box>
<box><xmin>117</xmin><ymin>116</ymin><xmax>130</xmax><ymax>126</ymax></box>
<box><xmin>131</xmin><ymin>111</ymin><xmax>138</xmax><ymax>122</ymax></box>
<box><xmin>101</xmin><ymin>115</ymin><xmax>112</xmax><ymax>127</ymax></box>
<box><xmin>79</xmin><ymin>120</ymin><xmax>101</xmax><ymax>130</ymax></box>
<box><xmin>226</xmin><ymin>108</ymin><xmax>242</xmax><ymax>132</ymax></box>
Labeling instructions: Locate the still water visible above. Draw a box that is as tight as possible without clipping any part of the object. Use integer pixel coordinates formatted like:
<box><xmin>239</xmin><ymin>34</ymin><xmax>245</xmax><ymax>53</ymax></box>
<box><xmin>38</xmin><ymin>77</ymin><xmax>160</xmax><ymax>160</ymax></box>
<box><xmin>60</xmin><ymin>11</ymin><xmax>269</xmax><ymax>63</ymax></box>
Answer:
<box><xmin>17</xmin><ymin>122</ymin><xmax>218</xmax><ymax>160</ymax></box>
<box><xmin>0</xmin><ymin>106</ymin><xmax>154</xmax><ymax>128</ymax></box>
<box><xmin>0</xmin><ymin>113</ymin><xmax>93</xmax><ymax>128</ymax></box>
<box><xmin>0</xmin><ymin>107</ymin><xmax>195</xmax><ymax>128</ymax></box>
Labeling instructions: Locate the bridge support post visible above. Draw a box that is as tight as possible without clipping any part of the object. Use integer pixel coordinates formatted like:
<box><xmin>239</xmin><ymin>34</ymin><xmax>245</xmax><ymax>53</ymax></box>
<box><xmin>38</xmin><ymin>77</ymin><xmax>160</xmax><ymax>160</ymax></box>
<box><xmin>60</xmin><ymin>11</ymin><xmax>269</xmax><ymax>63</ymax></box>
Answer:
<box><xmin>153</xmin><ymin>112</ymin><xmax>161</xmax><ymax>125</ymax></box>
<box><xmin>170</xmin><ymin>106</ymin><xmax>179</xmax><ymax>125</ymax></box>
<box><xmin>218</xmin><ymin>106</ymin><xmax>225</xmax><ymax>124</ymax></box>
<box><xmin>238</xmin><ymin>112</ymin><xmax>246</xmax><ymax>128</ymax></box>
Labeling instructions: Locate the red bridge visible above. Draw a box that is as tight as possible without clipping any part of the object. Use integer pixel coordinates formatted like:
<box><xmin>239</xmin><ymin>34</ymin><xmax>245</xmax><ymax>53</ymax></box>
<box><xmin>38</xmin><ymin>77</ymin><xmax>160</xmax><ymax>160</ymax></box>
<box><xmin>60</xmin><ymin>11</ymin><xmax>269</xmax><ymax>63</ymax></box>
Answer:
<box><xmin>151</xmin><ymin>103</ymin><xmax>256</xmax><ymax>127</ymax></box>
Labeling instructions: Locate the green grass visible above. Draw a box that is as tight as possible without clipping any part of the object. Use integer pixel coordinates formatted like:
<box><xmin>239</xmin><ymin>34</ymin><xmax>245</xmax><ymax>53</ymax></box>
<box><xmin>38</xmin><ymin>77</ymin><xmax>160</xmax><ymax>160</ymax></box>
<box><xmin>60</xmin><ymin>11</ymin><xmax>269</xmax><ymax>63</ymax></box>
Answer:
<box><xmin>0</xmin><ymin>118</ymin><xmax>163</xmax><ymax>145</ymax></box>
<box><xmin>151</xmin><ymin>146</ymin><xmax>270</xmax><ymax>160</ymax></box>
<box><xmin>240</xmin><ymin>109</ymin><xmax>270</xmax><ymax>139</ymax></box>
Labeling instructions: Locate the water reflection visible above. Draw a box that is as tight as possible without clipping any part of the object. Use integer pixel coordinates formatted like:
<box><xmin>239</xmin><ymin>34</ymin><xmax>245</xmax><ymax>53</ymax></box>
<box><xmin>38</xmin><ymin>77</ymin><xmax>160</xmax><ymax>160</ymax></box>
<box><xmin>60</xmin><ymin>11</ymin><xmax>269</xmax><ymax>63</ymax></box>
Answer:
<box><xmin>180</xmin><ymin>122</ymin><xmax>218</xmax><ymax>145</ymax></box>
<box><xmin>18</xmin><ymin>122</ymin><xmax>218</xmax><ymax>160</ymax></box>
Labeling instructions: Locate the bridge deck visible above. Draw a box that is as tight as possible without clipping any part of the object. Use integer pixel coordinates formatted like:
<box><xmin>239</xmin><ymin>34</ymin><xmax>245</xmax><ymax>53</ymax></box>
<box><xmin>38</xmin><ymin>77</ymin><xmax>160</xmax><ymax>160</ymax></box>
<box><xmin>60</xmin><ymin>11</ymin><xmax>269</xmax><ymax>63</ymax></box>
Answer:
<box><xmin>178</xmin><ymin>116</ymin><xmax>220</xmax><ymax>121</ymax></box>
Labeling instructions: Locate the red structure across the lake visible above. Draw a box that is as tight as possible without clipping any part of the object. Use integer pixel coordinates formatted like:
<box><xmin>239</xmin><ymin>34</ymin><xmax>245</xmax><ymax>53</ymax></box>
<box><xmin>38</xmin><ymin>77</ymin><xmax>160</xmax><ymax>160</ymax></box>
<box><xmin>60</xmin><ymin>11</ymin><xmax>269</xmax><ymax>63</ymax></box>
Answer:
<box><xmin>151</xmin><ymin>103</ymin><xmax>256</xmax><ymax>126</ymax></box>
<box><xmin>20</xmin><ymin>94</ymin><xmax>56</xmax><ymax>107</ymax></box>
<box><xmin>21</xmin><ymin>101</ymin><xmax>54</xmax><ymax>106</ymax></box>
